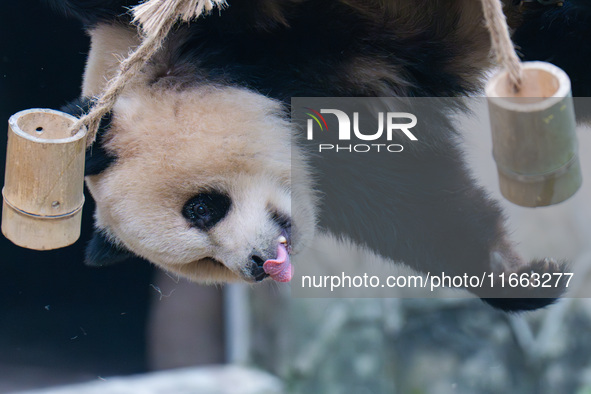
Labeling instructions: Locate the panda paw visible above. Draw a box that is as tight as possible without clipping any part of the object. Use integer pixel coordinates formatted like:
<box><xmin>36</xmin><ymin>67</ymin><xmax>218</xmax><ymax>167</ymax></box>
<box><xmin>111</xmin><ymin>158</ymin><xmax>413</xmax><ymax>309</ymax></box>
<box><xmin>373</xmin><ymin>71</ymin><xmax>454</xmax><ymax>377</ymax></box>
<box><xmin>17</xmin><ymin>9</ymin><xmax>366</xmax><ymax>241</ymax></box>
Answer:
<box><xmin>481</xmin><ymin>258</ymin><xmax>570</xmax><ymax>312</ymax></box>
<box><xmin>524</xmin><ymin>258</ymin><xmax>565</xmax><ymax>278</ymax></box>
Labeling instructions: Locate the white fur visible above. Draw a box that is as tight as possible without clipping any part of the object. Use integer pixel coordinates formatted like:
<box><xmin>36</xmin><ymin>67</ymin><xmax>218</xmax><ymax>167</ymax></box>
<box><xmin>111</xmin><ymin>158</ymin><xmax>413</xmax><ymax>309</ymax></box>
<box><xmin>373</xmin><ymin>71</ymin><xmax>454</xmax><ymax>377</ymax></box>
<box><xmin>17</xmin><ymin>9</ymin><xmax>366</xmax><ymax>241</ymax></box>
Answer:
<box><xmin>84</xmin><ymin>25</ymin><xmax>316</xmax><ymax>283</ymax></box>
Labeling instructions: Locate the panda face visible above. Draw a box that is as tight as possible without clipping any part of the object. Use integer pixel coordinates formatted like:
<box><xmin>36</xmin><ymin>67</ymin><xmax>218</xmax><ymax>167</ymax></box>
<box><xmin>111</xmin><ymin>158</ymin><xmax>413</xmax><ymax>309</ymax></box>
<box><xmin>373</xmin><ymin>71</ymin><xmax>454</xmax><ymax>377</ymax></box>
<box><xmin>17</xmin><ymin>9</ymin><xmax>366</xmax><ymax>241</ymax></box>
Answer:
<box><xmin>85</xmin><ymin>84</ymin><xmax>316</xmax><ymax>283</ymax></box>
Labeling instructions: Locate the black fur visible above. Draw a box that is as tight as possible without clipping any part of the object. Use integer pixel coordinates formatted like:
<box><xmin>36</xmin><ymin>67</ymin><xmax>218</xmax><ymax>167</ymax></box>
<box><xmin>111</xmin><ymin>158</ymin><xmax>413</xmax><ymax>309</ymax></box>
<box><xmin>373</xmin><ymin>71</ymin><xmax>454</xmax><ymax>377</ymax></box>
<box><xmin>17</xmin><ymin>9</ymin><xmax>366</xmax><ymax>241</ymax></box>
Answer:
<box><xmin>513</xmin><ymin>0</ymin><xmax>591</xmax><ymax>120</ymax></box>
<box><xmin>482</xmin><ymin>297</ymin><xmax>556</xmax><ymax>312</ymax></box>
<box><xmin>85</xmin><ymin>230</ymin><xmax>134</xmax><ymax>267</ymax></box>
<box><xmin>43</xmin><ymin>0</ymin><xmax>134</xmax><ymax>26</ymax></box>
<box><xmin>177</xmin><ymin>2</ymin><xmax>473</xmax><ymax>98</ymax></box>
<box><xmin>49</xmin><ymin>0</ymin><xmax>587</xmax><ymax>311</ymax></box>
<box><xmin>182</xmin><ymin>192</ymin><xmax>232</xmax><ymax>231</ymax></box>
<box><xmin>480</xmin><ymin>269</ymin><xmax>569</xmax><ymax>311</ymax></box>
<box><xmin>480</xmin><ymin>259</ymin><xmax>569</xmax><ymax>311</ymax></box>
<box><xmin>60</xmin><ymin>98</ymin><xmax>116</xmax><ymax>176</ymax></box>
<box><xmin>47</xmin><ymin>0</ymin><xmax>479</xmax><ymax>97</ymax></box>
<box><xmin>513</xmin><ymin>1</ymin><xmax>591</xmax><ymax>97</ymax></box>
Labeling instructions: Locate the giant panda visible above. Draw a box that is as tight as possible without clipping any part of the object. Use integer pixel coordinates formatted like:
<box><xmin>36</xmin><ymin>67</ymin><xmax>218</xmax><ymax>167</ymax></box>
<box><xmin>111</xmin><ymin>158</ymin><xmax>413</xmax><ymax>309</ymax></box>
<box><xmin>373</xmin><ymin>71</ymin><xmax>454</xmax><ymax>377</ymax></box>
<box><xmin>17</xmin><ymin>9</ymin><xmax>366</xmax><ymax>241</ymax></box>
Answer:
<box><xmin>45</xmin><ymin>0</ymin><xmax>591</xmax><ymax>311</ymax></box>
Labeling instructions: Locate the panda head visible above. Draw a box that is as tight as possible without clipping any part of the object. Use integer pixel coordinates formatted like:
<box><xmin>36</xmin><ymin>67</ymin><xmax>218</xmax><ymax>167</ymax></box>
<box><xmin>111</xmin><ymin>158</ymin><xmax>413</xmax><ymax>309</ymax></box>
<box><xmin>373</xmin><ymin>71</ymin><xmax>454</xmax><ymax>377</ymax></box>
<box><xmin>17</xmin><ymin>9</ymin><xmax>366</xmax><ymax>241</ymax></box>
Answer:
<box><xmin>76</xmin><ymin>84</ymin><xmax>316</xmax><ymax>283</ymax></box>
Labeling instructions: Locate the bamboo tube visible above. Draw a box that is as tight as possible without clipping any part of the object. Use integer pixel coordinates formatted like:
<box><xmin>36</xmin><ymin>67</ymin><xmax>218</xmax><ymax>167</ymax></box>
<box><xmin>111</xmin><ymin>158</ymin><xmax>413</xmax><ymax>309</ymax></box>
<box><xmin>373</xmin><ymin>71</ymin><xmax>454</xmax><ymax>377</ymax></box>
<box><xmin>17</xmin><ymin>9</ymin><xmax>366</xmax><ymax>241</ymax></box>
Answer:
<box><xmin>2</xmin><ymin>109</ymin><xmax>87</xmax><ymax>250</ymax></box>
<box><xmin>486</xmin><ymin>61</ymin><xmax>582</xmax><ymax>207</ymax></box>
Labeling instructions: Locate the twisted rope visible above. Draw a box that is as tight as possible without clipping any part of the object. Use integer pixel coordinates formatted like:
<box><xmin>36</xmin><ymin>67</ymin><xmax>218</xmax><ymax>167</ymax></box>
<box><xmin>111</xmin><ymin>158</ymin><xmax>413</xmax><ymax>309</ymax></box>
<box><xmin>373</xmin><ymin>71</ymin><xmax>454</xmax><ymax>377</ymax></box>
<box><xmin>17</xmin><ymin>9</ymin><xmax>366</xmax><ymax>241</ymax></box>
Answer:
<box><xmin>480</xmin><ymin>0</ymin><xmax>524</xmax><ymax>92</ymax></box>
<box><xmin>71</xmin><ymin>0</ymin><xmax>226</xmax><ymax>146</ymax></box>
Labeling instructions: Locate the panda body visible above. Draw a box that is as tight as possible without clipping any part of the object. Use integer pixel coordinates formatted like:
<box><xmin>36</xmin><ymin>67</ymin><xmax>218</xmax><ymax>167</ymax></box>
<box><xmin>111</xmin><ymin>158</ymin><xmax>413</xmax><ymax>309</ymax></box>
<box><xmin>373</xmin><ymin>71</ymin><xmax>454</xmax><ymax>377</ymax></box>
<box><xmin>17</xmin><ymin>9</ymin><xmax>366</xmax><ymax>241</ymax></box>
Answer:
<box><xmin>47</xmin><ymin>0</ymin><xmax>586</xmax><ymax>311</ymax></box>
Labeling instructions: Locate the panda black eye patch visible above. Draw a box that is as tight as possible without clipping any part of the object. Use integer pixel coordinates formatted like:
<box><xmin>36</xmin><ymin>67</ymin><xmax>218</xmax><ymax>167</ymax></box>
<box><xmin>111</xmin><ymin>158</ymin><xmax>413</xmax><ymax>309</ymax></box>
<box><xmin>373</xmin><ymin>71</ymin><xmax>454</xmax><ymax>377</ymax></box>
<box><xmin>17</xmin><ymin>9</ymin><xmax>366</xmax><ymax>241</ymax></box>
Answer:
<box><xmin>182</xmin><ymin>192</ymin><xmax>232</xmax><ymax>231</ymax></box>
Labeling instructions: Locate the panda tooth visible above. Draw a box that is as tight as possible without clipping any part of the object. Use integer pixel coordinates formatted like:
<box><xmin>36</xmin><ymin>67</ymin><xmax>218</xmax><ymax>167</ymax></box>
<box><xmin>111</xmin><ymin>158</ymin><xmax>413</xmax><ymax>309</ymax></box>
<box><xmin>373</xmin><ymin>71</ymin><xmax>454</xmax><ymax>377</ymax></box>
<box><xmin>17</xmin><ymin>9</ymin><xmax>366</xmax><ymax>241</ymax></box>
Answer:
<box><xmin>278</xmin><ymin>235</ymin><xmax>288</xmax><ymax>245</ymax></box>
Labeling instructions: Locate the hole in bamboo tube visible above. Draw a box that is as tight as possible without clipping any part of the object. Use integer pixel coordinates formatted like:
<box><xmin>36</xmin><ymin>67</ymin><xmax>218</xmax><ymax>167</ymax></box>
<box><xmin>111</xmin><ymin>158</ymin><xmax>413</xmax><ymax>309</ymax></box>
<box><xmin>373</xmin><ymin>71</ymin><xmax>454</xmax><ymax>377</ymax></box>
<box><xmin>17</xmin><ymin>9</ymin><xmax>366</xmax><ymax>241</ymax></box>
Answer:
<box><xmin>487</xmin><ymin>62</ymin><xmax>570</xmax><ymax>107</ymax></box>
<box><xmin>16</xmin><ymin>111</ymin><xmax>79</xmax><ymax>141</ymax></box>
<box><xmin>494</xmin><ymin>69</ymin><xmax>559</xmax><ymax>103</ymax></box>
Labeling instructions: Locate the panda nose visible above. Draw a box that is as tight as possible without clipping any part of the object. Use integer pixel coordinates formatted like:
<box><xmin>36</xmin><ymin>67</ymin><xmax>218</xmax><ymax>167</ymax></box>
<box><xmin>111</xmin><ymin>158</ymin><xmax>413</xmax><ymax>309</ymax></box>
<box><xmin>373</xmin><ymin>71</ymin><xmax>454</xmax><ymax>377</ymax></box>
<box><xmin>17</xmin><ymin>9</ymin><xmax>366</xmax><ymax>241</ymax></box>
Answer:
<box><xmin>249</xmin><ymin>255</ymin><xmax>268</xmax><ymax>282</ymax></box>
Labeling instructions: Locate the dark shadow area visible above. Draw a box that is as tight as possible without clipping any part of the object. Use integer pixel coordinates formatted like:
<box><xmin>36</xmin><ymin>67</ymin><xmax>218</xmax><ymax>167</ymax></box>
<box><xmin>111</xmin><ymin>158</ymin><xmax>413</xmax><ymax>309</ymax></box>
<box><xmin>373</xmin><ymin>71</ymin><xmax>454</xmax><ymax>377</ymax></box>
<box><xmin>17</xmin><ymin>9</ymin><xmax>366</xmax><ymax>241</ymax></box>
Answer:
<box><xmin>0</xmin><ymin>1</ymin><xmax>154</xmax><ymax>390</ymax></box>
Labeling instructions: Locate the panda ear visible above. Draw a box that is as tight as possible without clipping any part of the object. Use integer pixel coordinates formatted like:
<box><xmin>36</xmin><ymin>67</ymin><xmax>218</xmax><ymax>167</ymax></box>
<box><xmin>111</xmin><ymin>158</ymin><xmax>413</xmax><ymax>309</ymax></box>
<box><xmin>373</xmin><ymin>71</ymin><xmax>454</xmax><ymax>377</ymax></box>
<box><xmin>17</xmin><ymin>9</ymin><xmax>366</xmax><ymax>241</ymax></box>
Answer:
<box><xmin>60</xmin><ymin>97</ymin><xmax>116</xmax><ymax>175</ymax></box>
<box><xmin>85</xmin><ymin>230</ymin><xmax>135</xmax><ymax>267</ymax></box>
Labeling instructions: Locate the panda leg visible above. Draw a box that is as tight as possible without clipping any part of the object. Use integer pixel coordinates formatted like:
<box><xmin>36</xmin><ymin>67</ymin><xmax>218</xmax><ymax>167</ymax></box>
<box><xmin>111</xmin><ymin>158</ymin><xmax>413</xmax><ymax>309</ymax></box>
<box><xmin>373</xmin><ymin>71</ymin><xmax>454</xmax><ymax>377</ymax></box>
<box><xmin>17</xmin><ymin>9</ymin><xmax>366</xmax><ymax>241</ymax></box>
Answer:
<box><xmin>313</xmin><ymin>133</ymin><xmax>568</xmax><ymax>312</ymax></box>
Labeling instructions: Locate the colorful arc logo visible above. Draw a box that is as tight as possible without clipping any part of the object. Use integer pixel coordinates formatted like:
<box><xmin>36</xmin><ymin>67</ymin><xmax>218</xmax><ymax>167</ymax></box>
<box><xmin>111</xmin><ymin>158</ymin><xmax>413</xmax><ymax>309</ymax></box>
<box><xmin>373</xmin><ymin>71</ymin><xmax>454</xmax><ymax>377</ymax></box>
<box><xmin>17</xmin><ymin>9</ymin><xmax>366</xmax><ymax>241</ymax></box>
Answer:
<box><xmin>305</xmin><ymin>108</ymin><xmax>329</xmax><ymax>132</ymax></box>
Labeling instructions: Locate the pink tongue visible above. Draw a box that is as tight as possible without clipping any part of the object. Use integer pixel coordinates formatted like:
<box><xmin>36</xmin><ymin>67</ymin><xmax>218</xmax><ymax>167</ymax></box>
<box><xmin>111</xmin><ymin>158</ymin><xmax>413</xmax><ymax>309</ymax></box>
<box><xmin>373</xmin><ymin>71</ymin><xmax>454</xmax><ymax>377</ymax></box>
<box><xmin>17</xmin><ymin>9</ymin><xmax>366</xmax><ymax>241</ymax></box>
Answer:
<box><xmin>263</xmin><ymin>243</ymin><xmax>293</xmax><ymax>282</ymax></box>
